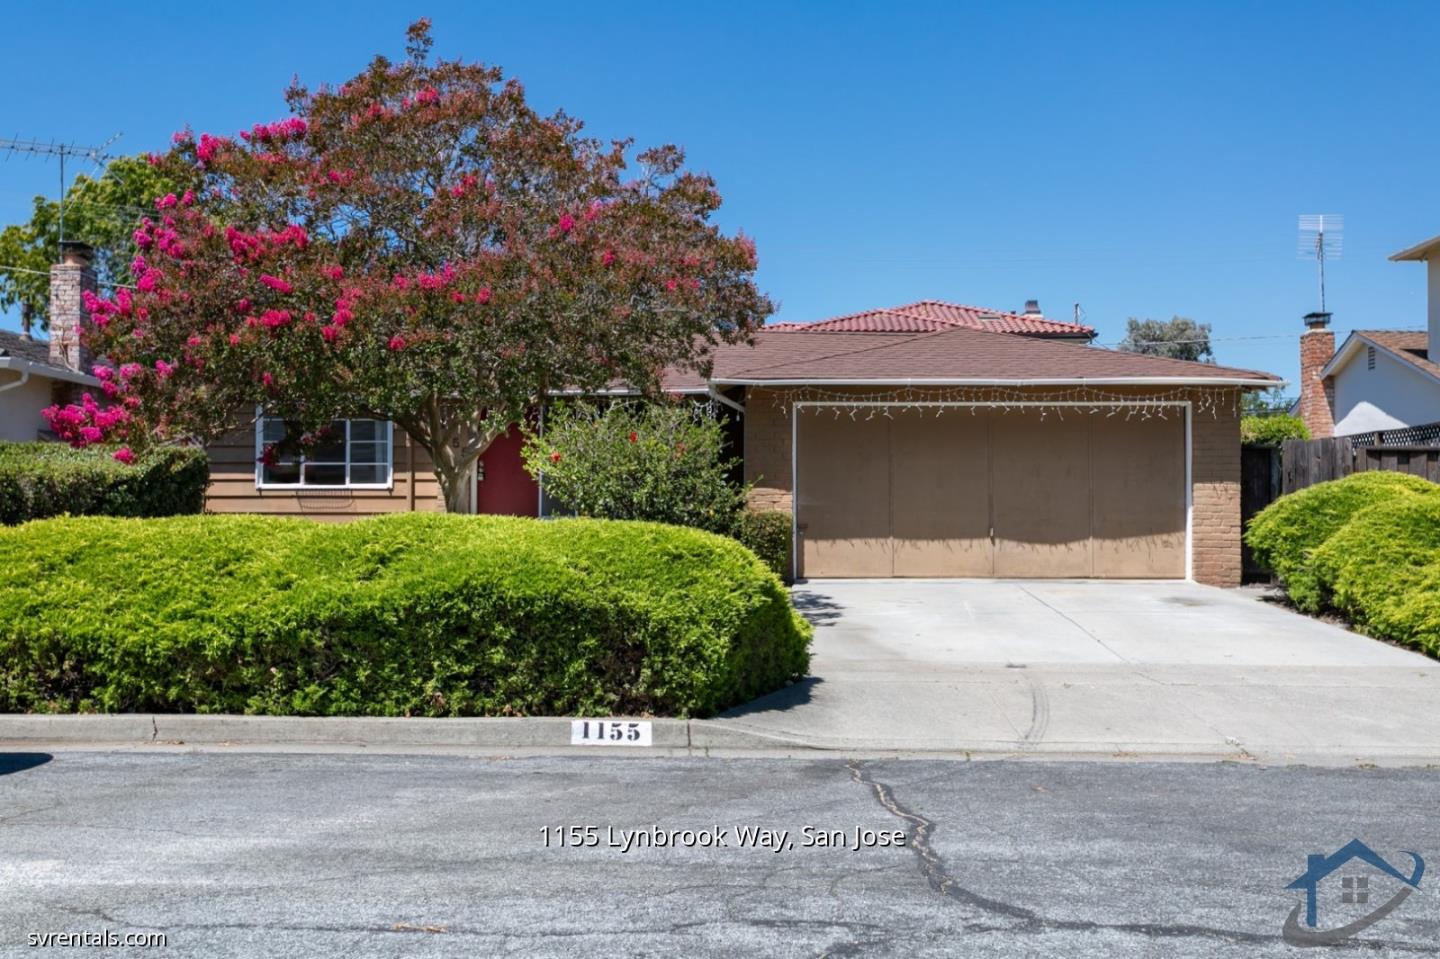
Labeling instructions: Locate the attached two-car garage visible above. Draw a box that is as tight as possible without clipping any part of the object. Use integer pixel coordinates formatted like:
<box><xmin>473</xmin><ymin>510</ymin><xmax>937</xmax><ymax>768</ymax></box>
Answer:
<box><xmin>794</xmin><ymin>405</ymin><xmax>1188</xmax><ymax>579</ymax></box>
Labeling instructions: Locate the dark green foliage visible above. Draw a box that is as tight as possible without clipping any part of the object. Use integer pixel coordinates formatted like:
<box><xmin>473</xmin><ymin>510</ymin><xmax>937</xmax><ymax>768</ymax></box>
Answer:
<box><xmin>732</xmin><ymin>510</ymin><xmax>792</xmax><ymax>581</ymax></box>
<box><xmin>1240</xmin><ymin>413</ymin><xmax>1309</xmax><ymax>447</ymax></box>
<box><xmin>0</xmin><ymin>443</ymin><xmax>209</xmax><ymax>525</ymax></box>
<box><xmin>0</xmin><ymin>513</ymin><xmax>812</xmax><ymax>717</ymax></box>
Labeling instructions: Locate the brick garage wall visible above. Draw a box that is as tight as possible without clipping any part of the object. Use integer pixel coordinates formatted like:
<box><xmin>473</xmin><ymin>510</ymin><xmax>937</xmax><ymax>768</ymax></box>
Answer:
<box><xmin>744</xmin><ymin>386</ymin><xmax>1244</xmax><ymax>586</ymax></box>
<box><xmin>1189</xmin><ymin>389</ymin><xmax>1242</xmax><ymax>586</ymax></box>
<box><xmin>743</xmin><ymin>388</ymin><xmax>793</xmax><ymax>513</ymax></box>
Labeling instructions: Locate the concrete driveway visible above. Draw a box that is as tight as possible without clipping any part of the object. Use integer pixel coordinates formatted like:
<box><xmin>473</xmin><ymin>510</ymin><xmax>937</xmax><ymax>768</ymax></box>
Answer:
<box><xmin>708</xmin><ymin>580</ymin><xmax>1440</xmax><ymax>765</ymax></box>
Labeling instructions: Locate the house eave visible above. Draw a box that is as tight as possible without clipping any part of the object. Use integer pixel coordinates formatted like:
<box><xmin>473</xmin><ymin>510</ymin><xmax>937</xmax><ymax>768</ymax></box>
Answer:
<box><xmin>1389</xmin><ymin>234</ymin><xmax>1440</xmax><ymax>262</ymax></box>
<box><xmin>0</xmin><ymin>355</ymin><xmax>99</xmax><ymax>387</ymax></box>
<box><xmin>710</xmin><ymin>376</ymin><xmax>1284</xmax><ymax>389</ymax></box>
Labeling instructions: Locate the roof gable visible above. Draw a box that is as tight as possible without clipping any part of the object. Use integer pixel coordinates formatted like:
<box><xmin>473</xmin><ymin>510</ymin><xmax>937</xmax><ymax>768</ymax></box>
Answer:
<box><xmin>1321</xmin><ymin>330</ymin><xmax>1440</xmax><ymax>386</ymax></box>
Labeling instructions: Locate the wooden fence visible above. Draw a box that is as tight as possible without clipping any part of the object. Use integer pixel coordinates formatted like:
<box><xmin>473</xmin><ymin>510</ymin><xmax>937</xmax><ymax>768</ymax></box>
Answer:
<box><xmin>1280</xmin><ymin>438</ymin><xmax>1440</xmax><ymax>495</ymax></box>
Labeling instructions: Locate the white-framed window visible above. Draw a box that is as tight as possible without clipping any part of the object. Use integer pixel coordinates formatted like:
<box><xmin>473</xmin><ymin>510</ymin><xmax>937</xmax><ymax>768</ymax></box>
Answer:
<box><xmin>255</xmin><ymin>414</ymin><xmax>393</xmax><ymax>489</ymax></box>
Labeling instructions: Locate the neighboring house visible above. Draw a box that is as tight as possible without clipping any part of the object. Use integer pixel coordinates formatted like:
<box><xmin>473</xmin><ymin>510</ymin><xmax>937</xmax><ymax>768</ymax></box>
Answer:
<box><xmin>0</xmin><ymin>244</ymin><xmax>100</xmax><ymax>441</ymax></box>
<box><xmin>1296</xmin><ymin>234</ymin><xmax>1440</xmax><ymax>438</ymax></box>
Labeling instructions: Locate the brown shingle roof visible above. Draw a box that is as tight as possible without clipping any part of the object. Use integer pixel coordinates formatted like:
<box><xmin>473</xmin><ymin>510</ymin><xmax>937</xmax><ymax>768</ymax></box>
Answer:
<box><xmin>1354</xmin><ymin>330</ymin><xmax>1440</xmax><ymax>380</ymax></box>
<box><xmin>767</xmin><ymin>299</ymin><xmax>1094</xmax><ymax>337</ymax></box>
<box><xmin>693</xmin><ymin>327</ymin><xmax>1279</xmax><ymax>385</ymax></box>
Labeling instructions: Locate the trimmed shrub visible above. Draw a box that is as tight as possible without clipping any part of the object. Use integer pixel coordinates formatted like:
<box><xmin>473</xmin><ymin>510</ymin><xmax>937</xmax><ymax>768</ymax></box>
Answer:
<box><xmin>1309</xmin><ymin>496</ymin><xmax>1440</xmax><ymax>656</ymax></box>
<box><xmin>522</xmin><ymin>400</ymin><xmax>746</xmax><ymax>534</ymax></box>
<box><xmin>732</xmin><ymin>510</ymin><xmax>792</xmax><ymax>581</ymax></box>
<box><xmin>0</xmin><ymin>513</ymin><xmax>811</xmax><ymax>718</ymax></box>
<box><xmin>1240</xmin><ymin>413</ymin><xmax>1309</xmax><ymax>447</ymax></box>
<box><xmin>1244</xmin><ymin>471</ymin><xmax>1438</xmax><ymax>611</ymax></box>
<box><xmin>0</xmin><ymin>443</ymin><xmax>209</xmax><ymax>525</ymax></box>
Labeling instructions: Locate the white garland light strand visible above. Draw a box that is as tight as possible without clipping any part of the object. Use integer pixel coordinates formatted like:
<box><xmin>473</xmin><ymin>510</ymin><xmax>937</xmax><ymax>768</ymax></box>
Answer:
<box><xmin>767</xmin><ymin>386</ymin><xmax>1238</xmax><ymax>421</ymax></box>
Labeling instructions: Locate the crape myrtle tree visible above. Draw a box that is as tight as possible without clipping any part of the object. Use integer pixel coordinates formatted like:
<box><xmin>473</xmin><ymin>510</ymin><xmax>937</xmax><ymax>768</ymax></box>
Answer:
<box><xmin>49</xmin><ymin>20</ymin><xmax>771</xmax><ymax>511</ymax></box>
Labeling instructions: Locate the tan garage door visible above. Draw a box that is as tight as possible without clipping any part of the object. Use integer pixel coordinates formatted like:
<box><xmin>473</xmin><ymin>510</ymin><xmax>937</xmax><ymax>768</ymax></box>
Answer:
<box><xmin>796</xmin><ymin>406</ymin><xmax>1186</xmax><ymax>579</ymax></box>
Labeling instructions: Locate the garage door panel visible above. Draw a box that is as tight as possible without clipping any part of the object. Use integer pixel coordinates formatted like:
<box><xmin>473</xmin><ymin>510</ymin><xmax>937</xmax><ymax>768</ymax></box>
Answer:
<box><xmin>1091</xmin><ymin>414</ymin><xmax>1186</xmax><ymax>578</ymax></box>
<box><xmin>991</xmin><ymin>413</ymin><xmax>1093</xmax><ymax>577</ymax></box>
<box><xmin>891</xmin><ymin>410</ymin><xmax>992</xmax><ymax>576</ymax></box>
<box><xmin>797</xmin><ymin>411</ymin><xmax>892</xmax><ymax>577</ymax></box>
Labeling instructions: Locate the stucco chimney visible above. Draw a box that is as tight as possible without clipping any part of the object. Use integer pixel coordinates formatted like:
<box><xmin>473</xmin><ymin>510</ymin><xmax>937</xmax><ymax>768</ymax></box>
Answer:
<box><xmin>1022</xmin><ymin>299</ymin><xmax>1042</xmax><ymax>316</ymax></box>
<box><xmin>1298</xmin><ymin>311</ymin><xmax>1335</xmax><ymax>439</ymax></box>
<box><xmin>48</xmin><ymin>241</ymin><xmax>96</xmax><ymax>372</ymax></box>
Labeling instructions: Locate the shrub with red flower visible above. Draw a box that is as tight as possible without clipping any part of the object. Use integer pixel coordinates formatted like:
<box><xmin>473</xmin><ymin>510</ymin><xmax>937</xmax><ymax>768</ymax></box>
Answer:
<box><xmin>69</xmin><ymin>20</ymin><xmax>770</xmax><ymax>512</ymax></box>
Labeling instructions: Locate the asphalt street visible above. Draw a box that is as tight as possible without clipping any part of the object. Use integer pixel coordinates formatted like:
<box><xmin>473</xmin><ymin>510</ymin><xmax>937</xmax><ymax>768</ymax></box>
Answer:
<box><xmin>1</xmin><ymin>751</ymin><xmax>1437</xmax><ymax>957</ymax></box>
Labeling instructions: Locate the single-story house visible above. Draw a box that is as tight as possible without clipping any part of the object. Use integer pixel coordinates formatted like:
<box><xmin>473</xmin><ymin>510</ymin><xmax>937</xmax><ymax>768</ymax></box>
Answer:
<box><xmin>1296</xmin><ymin>234</ymin><xmax>1440</xmax><ymax>439</ymax></box>
<box><xmin>0</xmin><ymin>247</ymin><xmax>100</xmax><ymax>440</ymax></box>
<box><xmin>29</xmin><ymin>249</ymin><xmax>1281</xmax><ymax>584</ymax></box>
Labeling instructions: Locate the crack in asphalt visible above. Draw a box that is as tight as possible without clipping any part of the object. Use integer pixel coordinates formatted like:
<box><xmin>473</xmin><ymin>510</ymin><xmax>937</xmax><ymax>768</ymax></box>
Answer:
<box><xmin>844</xmin><ymin>760</ymin><xmax>1439</xmax><ymax>953</ymax></box>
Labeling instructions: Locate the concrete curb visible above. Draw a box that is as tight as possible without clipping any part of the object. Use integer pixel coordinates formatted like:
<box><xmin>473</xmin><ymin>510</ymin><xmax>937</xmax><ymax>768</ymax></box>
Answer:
<box><xmin>2</xmin><ymin>715</ymin><xmax>1438</xmax><ymax>766</ymax></box>
<box><xmin>0</xmin><ymin>714</ymin><xmax>795</xmax><ymax>752</ymax></box>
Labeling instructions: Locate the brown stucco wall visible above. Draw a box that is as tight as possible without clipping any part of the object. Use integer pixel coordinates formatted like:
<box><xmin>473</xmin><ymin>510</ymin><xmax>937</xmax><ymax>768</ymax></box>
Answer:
<box><xmin>742</xmin><ymin>386</ymin><xmax>1244</xmax><ymax>586</ymax></box>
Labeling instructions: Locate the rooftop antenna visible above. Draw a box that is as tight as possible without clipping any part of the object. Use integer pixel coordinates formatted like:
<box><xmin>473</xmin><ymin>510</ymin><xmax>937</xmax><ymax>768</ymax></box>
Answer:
<box><xmin>1298</xmin><ymin>214</ymin><xmax>1343</xmax><ymax>313</ymax></box>
<box><xmin>0</xmin><ymin>133</ymin><xmax>123</xmax><ymax>250</ymax></box>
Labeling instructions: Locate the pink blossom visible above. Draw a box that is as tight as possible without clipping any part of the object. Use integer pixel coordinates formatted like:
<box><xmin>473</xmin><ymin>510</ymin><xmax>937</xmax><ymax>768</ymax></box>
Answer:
<box><xmin>136</xmin><ymin>272</ymin><xmax>158</xmax><ymax>293</ymax></box>
<box><xmin>601</xmin><ymin>249</ymin><xmax>616</xmax><ymax>266</ymax></box>
<box><xmin>154</xmin><ymin>359</ymin><xmax>176</xmax><ymax>378</ymax></box>
<box><xmin>387</xmin><ymin>334</ymin><xmax>407</xmax><ymax>351</ymax></box>
<box><xmin>321</xmin><ymin>324</ymin><xmax>341</xmax><ymax>343</ymax></box>
<box><xmin>187</xmin><ymin>335</ymin><xmax>203</xmax><ymax>347</ymax></box>
<box><xmin>557</xmin><ymin>213</ymin><xmax>575</xmax><ymax>234</ymax></box>
<box><xmin>155</xmin><ymin>193</ymin><xmax>178</xmax><ymax>210</ymax></box>
<box><xmin>260</xmin><ymin>309</ymin><xmax>292</xmax><ymax>329</ymax></box>
<box><xmin>180</xmin><ymin>190</ymin><xmax>196</xmax><ymax>206</ymax></box>
<box><xmin>261</xmin><ymin>372</ymin><xmax>275</xmax><ymax>387</ymax></box>
<box><xmin>92</xmin><ymin>365</ymin><xmax>114</xmax><ymax>381</ymax></box>
<box><xmin>229</xmin><ymin>333</ymin><xmax>242</xmax><ymax>346</ymax></box>
<box><xmin>475</xmin><ymin>287</ymin><xmax>492</xmax><ymax>304</ymax></box>
<box><xmin>322</xmin><ymin>265</ymin><xmax>344</xmax><ymax>281</ymax></box>
<box><xmin>259</xmin><ymin>274</ymin><xmax>294</xmax><ymax>294</ymax></box>
<box><xmin>112</xmin><ymin>447</ymin><xmax>135</xmax><ymax>465</ymax></box>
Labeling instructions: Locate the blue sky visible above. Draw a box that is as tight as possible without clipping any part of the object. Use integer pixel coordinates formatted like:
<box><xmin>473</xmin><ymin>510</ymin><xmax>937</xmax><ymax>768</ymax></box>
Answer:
<box><xmin>3</xmin><ymin>0</ymin><xmax>1437</xmax><ymax>385</ymax></box>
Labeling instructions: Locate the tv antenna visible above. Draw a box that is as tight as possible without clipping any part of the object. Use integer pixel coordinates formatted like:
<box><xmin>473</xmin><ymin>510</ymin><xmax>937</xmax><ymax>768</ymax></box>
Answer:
<box><xmin>0</xmin><ymin>133</ymin><xmax>123</xmax><ymax>249</ymax></box>
<box><xmin>1298</xmin><ymin>214</ymin><xmax>1343</xmax><ymax>313</ymax></box>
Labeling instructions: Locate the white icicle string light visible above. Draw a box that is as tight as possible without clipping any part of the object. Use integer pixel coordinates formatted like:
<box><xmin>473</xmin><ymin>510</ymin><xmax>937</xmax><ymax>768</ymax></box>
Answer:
<box><xmin>766</xmin><ymin>385</ymin><xmax>1239</xmax><ymax>419</ymax></box>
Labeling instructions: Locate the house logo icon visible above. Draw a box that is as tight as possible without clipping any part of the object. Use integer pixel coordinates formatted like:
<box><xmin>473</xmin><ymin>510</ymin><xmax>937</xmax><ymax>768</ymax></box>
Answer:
<box><xmin>1283</xmin><ymin>839</ymin><xmax>1425</xmax><ymax>946</ymax></box>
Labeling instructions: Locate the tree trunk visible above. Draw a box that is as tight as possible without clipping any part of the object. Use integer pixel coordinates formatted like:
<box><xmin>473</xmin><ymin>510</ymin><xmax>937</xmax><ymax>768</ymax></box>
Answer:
<box><xmin>403</xmin><ymin>400</ymin><xmax>508</xmax><ymax>515</ymax></box>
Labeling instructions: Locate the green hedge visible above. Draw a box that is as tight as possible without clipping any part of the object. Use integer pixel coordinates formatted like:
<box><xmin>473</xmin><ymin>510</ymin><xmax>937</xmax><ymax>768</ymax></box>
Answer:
<box><xmin>1240</xmin><ymin>413</ymin><xmax>1309</xmax><ymax>447</ymax></box>
<box><xmin>1244</xmin><ymin>471</ymin><xmax>1437</xmax><ymax>611</ymax></box>
<box><xmin>732</xmin><ymin>510</ymin><xmax>792</xmax><ymax>581</ymax></box>
<box><xmin>0</xmin><ymin>513</ymin><xmax>812</xmax><ymax>718</ymax></box>
<box><xmin>0</xmin><ymin>443</ymin><xmax>209</xmax><ymax>525</ymax></box>
<box><xmin>1309</xmin><ymin>496</ymin><xmax>1440</xmax><ymax>656</ymax></box>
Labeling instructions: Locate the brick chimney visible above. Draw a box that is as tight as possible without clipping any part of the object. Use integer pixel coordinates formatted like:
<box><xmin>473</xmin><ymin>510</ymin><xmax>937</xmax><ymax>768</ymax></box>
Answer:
<box><xmin>1298</xmin><ymin>311</ymin><xmax>1335</xmax><ymax>439</ymax></box>
<box><xmin>48</xmin><ymin>240</ymin><xmax>95</xmax><ymax>373</ymax></box>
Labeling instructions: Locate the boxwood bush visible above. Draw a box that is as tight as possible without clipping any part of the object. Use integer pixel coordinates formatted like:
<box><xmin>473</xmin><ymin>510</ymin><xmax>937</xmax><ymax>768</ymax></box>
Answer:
<box><xmin>1244</xmin><ymin>471</ymin><xmax>1437</xmax><ymax>611</ymax></box>
<box><xmin>0</xmin><ymin>443</ymin><xmax>208</xmax><ymax>524</ymax></box>
<box><xmin>732</xmin><ymin>509</ymin><xmax>792</xmax><ymax>581</ymax></box>
<box><xmin>0</xmin><ymin>513</ymin><xmax>811</xmax><ymax>718</ymax></box>
<box><xmin>1309</xmin><ymin>495</ymin><xmax>1440</xmax><ymax>656</ymax></box>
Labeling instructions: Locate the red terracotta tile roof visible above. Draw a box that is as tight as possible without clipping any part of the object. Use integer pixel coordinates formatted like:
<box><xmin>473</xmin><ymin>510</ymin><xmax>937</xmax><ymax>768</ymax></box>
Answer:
<box><xmin>684</xmin><ymin>327</ymin><xmax>1278</xmax><ymax>386</ymax></box>
<box><xmin>767</xmin><ymin>299</ymin><xmax>1094</xmax><ymax>338</ymax></box>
